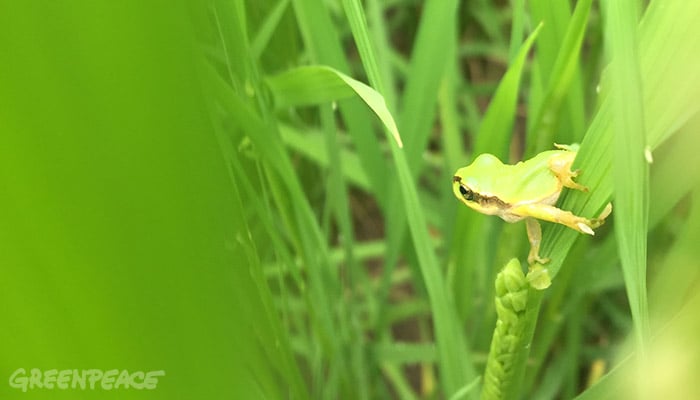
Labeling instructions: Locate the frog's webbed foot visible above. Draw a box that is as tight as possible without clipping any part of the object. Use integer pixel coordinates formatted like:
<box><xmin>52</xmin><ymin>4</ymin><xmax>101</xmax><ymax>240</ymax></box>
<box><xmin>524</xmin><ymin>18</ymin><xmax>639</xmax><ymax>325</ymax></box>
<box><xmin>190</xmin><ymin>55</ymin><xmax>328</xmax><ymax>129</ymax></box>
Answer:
<box><xmin>548</xmin><ymin>157</ymin><xmax>588</xmax><ymax>193</ymax></box>
<box><xmin>589</xmin><ymin>202</ymin><xmax>613</xmax><ymax>227</ymax></box>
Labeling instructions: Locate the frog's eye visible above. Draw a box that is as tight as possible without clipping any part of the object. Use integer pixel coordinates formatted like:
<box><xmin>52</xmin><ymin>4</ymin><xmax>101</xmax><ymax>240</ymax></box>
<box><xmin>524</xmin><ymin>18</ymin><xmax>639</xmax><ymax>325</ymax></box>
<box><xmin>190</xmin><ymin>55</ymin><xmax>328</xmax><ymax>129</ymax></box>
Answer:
<box><xmin>459</xmin><ymin>184</ymin><xmax>475</xmax><ymax>201</ymax></box>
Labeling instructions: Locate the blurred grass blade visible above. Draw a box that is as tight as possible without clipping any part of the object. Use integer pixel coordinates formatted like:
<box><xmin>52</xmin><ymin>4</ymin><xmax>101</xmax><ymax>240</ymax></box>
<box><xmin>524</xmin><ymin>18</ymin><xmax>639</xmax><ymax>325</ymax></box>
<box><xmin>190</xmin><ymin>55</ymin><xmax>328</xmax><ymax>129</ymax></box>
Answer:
<box><xmin>576</xmin><ymin>290</ymin><xmax>700</xmax><ymax>399</ymax></box>
<box><xmin>266</xmin><ymin>66</ymin><xmax>355</xmax><ymax>108</ymax></box>
<box><xmin>573</xmin><ymin>356</ymin><xmax>630</xmax><ymax>400</ymax></box>
<box><xmin>342</xmin><ymin>0</ymin><xmax>475</xmax><ymax>395</ymax></box>
<box><xmin>250</xmin><ymin>0</ymin><xmax>291</xmax><ymax>59</ymax></box>
<box><xmin>639</xmin><ymin>2</ymin><xmax>700</xmax><ymax>148</ymax></box>
<box><xmin>334</xmin><ymin>70</ymin><xmax>402</xmax><ymax>147</ymax></box>
<box><xmin>527</xmin><ymin>0</ymin><xmax>592</xmax><ymax>154</ymax></box>
<box><xmin>449</xmin><ymin>377</ymin><xmax>482</xmax><ymax>400</ymax></box>
<box><xmin>507</xmin><ymin>0</ymin><xmax>526</xmax><ymax>62</ymax></box>
<box><xmin>604</xmin><ymin>0</ymin><xmax>650</xmax><ymax>355</ymax></box>
<box><xmin>278</xmin><ymin>124</ymin><xmax>371</xmax><ymax>190</ymax></box>
<box><xmin>474</xmin><ymin>22</ymin><xmax>542</xmax><ymax>158</ymax></box>
<box><xmin>341</xmin><ymin>0</ymin><xmax>384</xmax><ymax>95</ymax></box>
<box><xmin>202</xmin><ymin>16</ymin><xmax>348</xmax><ymax>388</ymax></box>
<box><xmin>266</xmin><ymin>65</ymin><xmax>402</xmax><ymax>147</ymax></box>
<box><xmin>528</xmin><ymin>0</ymin><xmax>586</xmax><ymax>146</ymax></box>
<box><xmin>366</xmin><ymin>0</ymin><xmax>398</xmax><ymax>110</ymax></box>
<box><xmin>390</xmin><ymin>139</ymin><xmax>474</xmax><ymax>397</ymax></box>
<box><xmin>290</xmin><ymin>0</ymin><xmax>389</xmax><ymax>206</ymax></box>
<box><xmin>649</xmin><ymin>185</ymin><xmax>700</xmax><ymax>326</ymax></box>
<box><xmin>396</xmin><ymin>0</ymin><xmax>459</xmax><ymax>164</ymax></box>
<box><xmin>648</xmin><ymin>117</ymin><xmax>700</xmax><ymax>227</ymax></box>
<box><xmin>320</xmin><ymin>102</ymin><xmax>371</xmax><ymax>400</ymax></box>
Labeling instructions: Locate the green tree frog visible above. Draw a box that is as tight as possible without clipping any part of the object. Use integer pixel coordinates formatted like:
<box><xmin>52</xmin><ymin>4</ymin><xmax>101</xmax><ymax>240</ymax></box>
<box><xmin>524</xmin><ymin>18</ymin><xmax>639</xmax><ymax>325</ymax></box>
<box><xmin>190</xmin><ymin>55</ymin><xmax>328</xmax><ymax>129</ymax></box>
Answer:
<box><xmin>452</xmin><ymin>144</ymin><xmax>612</xmax><ymax>264</ymax></box>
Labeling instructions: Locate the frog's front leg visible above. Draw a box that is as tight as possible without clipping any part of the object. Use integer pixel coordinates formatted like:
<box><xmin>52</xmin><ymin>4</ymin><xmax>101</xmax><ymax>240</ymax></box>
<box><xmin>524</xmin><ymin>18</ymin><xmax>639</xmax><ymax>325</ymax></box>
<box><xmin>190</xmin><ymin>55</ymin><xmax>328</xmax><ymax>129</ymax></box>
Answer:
<box><xmin>548</xmin><ymin>152</ymin><xmax>588</xmax><ymax>192</ymax></box>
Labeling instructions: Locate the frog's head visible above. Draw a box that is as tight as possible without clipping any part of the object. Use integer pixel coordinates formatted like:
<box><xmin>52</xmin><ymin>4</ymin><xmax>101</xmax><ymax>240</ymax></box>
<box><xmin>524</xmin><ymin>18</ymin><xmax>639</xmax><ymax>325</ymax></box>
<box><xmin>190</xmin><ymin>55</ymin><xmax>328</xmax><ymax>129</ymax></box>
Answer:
<box><xmin>452</xmin><ymin>174</ymin><xmax>508</xmax><ymax>216</ymax></box>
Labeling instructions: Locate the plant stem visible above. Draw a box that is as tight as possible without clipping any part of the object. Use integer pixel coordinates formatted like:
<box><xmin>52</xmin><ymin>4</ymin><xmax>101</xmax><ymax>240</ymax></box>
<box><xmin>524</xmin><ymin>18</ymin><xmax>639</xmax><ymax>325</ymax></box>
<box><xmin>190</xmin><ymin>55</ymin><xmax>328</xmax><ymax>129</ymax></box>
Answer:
<box><xmin>481</xmin><ymin>259</ymin><xmax>544</xmax><ymax>400</ymax></box>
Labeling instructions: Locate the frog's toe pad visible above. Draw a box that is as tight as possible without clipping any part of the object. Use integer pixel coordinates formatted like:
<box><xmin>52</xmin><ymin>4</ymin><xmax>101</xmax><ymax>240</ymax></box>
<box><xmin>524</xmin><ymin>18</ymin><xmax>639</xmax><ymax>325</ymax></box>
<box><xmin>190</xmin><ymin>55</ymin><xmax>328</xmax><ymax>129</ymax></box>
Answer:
<box><xmin>577</xmin><ymin>222</ymin><xmax>595</xmax><ymax>235</ymax></box>
<box><xmin>599</xmin><ymin>203</ymin><xmax>613</xmax><ymax>220</ymax></box>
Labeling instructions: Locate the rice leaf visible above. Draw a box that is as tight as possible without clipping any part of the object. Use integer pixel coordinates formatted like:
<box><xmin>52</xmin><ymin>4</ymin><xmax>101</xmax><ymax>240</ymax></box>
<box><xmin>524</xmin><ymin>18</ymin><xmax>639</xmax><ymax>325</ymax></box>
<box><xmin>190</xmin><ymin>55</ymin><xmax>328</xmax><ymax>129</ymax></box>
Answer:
<box><xmin>266</xmin><ymin>65</ymin><xmax>402</xmax><ymax>147</ymax></box>
<box><xmin>605</xmin><ymin>0</ymin><xmax>651</xmax><ymax>355</ymax></box>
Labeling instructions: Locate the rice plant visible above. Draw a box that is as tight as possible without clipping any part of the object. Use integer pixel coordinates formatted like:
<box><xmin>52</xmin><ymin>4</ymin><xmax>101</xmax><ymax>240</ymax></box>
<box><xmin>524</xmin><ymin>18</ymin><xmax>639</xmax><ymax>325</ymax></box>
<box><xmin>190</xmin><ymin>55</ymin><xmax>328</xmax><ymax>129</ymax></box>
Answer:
<box><xmin>208</xmin><ymin>0</ymin><xmax>700</xmax><ymax>398</ymax></box>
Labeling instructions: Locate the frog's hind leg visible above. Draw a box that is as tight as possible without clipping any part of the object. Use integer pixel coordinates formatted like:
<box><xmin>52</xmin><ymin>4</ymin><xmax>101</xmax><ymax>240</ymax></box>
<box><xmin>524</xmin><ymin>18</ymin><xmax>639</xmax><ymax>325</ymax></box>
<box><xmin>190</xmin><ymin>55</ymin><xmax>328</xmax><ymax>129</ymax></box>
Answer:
<box><xmin>548</xmin><ymin>151</ymin><xmax>588</xmax><ymax>192</ymax></box>
<box><xmin>523</xmin><ymin>203</ymin><xmax>612</xmax><ymax>264</ymax></box>
<box><xmin>513</xmin><ymin>203</ymin><xmax>612</xmax><ymax>236</ymax></box>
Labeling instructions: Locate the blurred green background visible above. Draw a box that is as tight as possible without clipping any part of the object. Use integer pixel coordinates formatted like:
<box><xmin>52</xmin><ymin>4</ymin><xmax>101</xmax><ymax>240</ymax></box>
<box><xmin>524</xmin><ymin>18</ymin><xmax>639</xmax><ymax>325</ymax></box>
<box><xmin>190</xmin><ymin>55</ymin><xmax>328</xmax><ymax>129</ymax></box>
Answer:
<box><xmin>0</xmin><ymin>2</ymin><xmax>293</xmax><ymax>399</ymax></box>
<box><xmin>2</xmin><ymin>1</ymin><xmax>700</xmax><ymax>399</ymax></box>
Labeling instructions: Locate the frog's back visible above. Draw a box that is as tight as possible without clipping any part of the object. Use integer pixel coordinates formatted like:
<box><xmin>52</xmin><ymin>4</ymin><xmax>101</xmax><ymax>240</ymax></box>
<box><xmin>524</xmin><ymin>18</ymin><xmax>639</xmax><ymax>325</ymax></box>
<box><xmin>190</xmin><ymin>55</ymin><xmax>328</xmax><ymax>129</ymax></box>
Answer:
<box><xmin>500</xmin><ymin>149</ymin><xmax>574</xmax><ymax>204</ymax></box>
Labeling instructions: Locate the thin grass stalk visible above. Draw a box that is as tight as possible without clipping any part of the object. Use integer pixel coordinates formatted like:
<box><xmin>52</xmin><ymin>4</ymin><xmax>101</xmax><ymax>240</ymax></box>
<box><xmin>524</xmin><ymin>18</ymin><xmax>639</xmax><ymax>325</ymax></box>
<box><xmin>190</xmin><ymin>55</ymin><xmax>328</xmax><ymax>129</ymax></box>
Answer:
<box><xmin>341</xmin><ymin>0</ymin><xmax>475</xmax><ymax>395</ymax></box>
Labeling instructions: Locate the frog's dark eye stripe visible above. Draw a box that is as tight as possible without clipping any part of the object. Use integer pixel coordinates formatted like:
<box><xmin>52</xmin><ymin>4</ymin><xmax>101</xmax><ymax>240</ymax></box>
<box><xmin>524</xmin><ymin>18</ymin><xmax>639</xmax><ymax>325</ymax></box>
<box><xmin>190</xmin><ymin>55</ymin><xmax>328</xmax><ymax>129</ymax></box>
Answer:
<box><xmin>459</xmin><ymin>184</ymin><xmax>475</xmax><ymax>201</ymax></box>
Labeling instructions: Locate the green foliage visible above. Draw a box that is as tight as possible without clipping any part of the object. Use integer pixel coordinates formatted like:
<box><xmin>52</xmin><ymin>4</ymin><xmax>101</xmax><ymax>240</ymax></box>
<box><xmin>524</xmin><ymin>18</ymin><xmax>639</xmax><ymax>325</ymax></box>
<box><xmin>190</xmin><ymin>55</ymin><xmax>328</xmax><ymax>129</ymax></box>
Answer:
<box><xmin>8</xmin><ymin>0</ymin><xmax>700</xmax><ymax>398</ymax></box>
<box><xmin>1</xmin><ymin>3</ymin><xmax>304</xmax><ymax>399</ymax></box>
<box><xmin>3</xmin><ymin>0</ymin><xmax>690</xmax><ymax>399</ymax></box>
<box><xmin>604</xmin><ymin>0</ymin><xmax>650</xmax><ymax>368</ymax></box>
<box><xmin>221</xmin><ymin>0</ymin><xmax>700</xmax><ymax>398</ymax></box>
